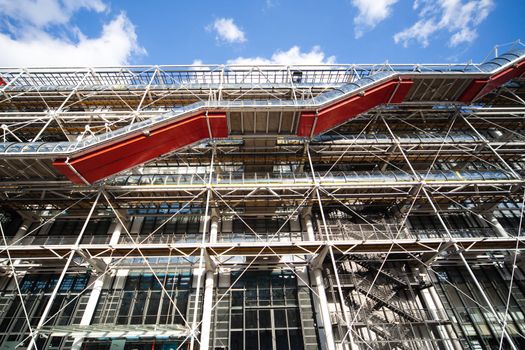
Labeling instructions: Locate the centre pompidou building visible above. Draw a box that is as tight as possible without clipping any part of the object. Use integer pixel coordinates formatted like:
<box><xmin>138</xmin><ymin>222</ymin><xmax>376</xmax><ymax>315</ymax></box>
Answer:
<box><xmin>0</xmin><ymin>42</ymin><xmax>525</xmax><ymax>350</ymax></box>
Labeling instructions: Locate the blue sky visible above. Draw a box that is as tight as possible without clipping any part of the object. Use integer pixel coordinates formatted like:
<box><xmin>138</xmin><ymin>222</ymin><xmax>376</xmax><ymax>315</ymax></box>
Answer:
<box><xmin>0</xmin><ymin>0</ymin><xmax>524</xmax><ymax>67</ymax></box>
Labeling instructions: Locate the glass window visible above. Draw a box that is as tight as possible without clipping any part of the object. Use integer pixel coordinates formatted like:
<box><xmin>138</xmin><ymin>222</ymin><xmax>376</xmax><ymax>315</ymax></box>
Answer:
<box><xmin>230</xmin><ymin>330</ymin><xmax>243</xmax><ymax>350</ymax></box>
<box><xmin>259</xmin><ymin>309</ymin><xmax>271</xmax><ymax>328</ymax></box>
<box><xmin>274</xmin><ymin>309</ymin><xmax>287</xmax><ymax>328</ymax></box>
<box><xmin>231</xmin><ymin>310</ymin><xmax>243</xmax><ymax>329</ymax></box>
<box><xmin>97</xmin><ymin>271</ymin><xmax>192</xmax><ymax>326</ymax></box>
<box><xmin>232</xmin><ymin>291</ymin><xmax>243</xmax><ymax>306</ymax></box>
<box><xmin>289</xmin><ymin>329</ymin><xmax>304</xmax><ymax>349</ymax></box>
<box><xmin>275</xmin><ymin>330</ymin><xmax>289</xmax><ymax>350</ymax></box>
<box><xmin>259</xmin><ymin>330</ymin><xmax>272</xmax><ymax>350</ymax></box>
<box><xmin>225</xmin><ymin>270</ymin><xmax>308</xmax><ymax>349</ymax></box>
<box><xmin>130</xmin><ymin>291</ymin><xmax>147</xmax><ymax>324</ymax></box>
<box><xmin>246</xmin><ymin>310</ymin><xmax>257</xmax><ymax>329</ymax></box>
<box><xmin>245</xmin><ymin>330</ymin><xmax>259</xmax><ymax>350</ymax></box>
<box><xmin>287</xmin><ymin>308</ymin><xmax>300</xmax><ymax>327</ymax></box>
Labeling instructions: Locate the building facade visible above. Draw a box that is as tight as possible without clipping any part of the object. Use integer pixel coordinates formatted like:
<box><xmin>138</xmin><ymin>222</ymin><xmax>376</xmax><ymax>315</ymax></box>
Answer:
<box><xmin>1</xmin><ymin>44</ymin><xmax>525</xmax><ymax>350</ymax></box>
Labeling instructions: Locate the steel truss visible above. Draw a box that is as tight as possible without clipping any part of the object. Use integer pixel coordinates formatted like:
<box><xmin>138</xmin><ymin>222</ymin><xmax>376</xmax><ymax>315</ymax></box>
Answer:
<box><xmin>1</xmin><ymin>42</ymin><xmax>525</xmax><ymax>350</ymax></box>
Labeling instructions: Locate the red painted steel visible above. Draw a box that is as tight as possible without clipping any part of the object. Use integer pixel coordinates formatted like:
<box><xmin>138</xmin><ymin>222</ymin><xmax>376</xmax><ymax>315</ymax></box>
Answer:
<box><xmin>459</xmin><ymin>58</ymin><xmax>525</xmax><ymax>102</ymax></box>
<box><xmin>53</xmin><ymin>60</ymin><xmax>525</xmax><ymax>184</ymax></box>
<box><xmin>297</xmin><ymin>79</ymin><xmax>413</xmax><ymax>137</ymax></box>
<box><xmin>54</xmin><ymin>113</ymin><xmax>227</xmax><ymax>184</ymax></box>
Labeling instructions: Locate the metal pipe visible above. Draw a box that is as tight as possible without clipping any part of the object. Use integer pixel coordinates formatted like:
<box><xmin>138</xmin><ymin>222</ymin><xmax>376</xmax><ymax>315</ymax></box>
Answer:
<box><xmin>199</xmin><ymin>215</ymin><xmax>218</xmax><ymax>350</ymax></box>
<box><xmin>312</xmin><ymin>267</ymin><xmax>336</xmax><ymax>350</ymax></box>
<box><xmin>71</xmin><ymin>218</ymin><xmax>123</xmax><ymax>350</ymax></box>
<box><xmin>458</xmin><ymin>252</ymin><xmax>518</xmax><ymax>350</ymax></box>
<box><xmin>26</xmin><ymin>192</ymin><xmax>101</xmax><ymax>350</ymax></box>
<box><xmin>2</xmin><ymin>50</ymin><xmax>524</xmax><ymax>158</ymax></box>
<box><xmin>200</xmin><ymin>269</ymin><xmax>215</xmax><ymax>350</ymax></box>
<box><xmin>423</xmin><ymin>184</ymin><xmax>517</xmax><ymax>350</ymax></box>
<box><xmin>70</xmin><ymin>276</ymin><xmax>107</xmax><ymax>350</ymax></box>
<box><xmin>189</xmin><ymin>148</ymin><xmax>215</xmax><ymax>350</ymax></box>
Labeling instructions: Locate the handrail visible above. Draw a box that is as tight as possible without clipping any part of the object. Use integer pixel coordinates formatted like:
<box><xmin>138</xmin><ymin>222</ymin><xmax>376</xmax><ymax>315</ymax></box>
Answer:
<box><xmin>0</xmin><ymin>48</ymin><xmax>524</xmax><ymax>159</ymax></box>
<box><xmin>106</xmin><ymin>170</ymin><xmax>517</xmax><ymax>187</ymax></box>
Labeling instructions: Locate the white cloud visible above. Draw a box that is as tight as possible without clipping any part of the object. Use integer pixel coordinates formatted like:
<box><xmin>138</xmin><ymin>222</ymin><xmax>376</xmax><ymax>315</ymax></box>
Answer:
<box><xmin>394</xmin><ymin>0</ymin><xmax>494</xmax><ymax>47</ymax></box>
<box><xmin>227</xmin><ymin>46</ymin><xmax>336</xmax><ymax>65</ymax></box>
<box><xmin>351</xmin><ymin>0</ymin><xmax>398</xmax><ymax>38</ymax></box>
<box><xmin>0</xmin><ymin>0</ymin><xmax>107</xmax><ymax>27</ymax></box>
<box><xmin>208</xmin><ymin>18</ymin><xmax>246</xmax><ymax>44</ymax></box>
<box><xmin>0</xmin><ymin>0</ymin><xmax>145</xmax><ymax>67</ymax></box>
<box><xmin>265</xmin><ymin>0</ymin><xmax>278</xmax><ymax>9</ymax></box>
<box><xmin>0</xmin><ymin>14</ymin><xmax>145</xmax><ymax>67</ymax></box>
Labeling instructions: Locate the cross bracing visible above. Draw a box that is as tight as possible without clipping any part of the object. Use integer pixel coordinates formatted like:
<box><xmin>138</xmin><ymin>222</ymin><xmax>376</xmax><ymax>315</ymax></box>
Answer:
<box><xmin>1</xmin><ymin>42</ymin><xmax>525</xmax><ymax>350</ymax></box>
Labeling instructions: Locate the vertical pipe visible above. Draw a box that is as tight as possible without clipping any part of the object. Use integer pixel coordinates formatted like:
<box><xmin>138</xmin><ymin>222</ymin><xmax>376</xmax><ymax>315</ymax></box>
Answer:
<box><xmin>329</xmin><ymin>246</ymin><xmax>357</xmax><ymax>350</ymax></box>
<box><xmin>458</xmin><ymin>252</ymin><xmax>518</xmax><ymax>350</ymax></box>
<box><xmin>427</xmin><ymin>284</ymin><xmax>463</xmax><ymax>350</ymax></box>
<box><xmin>70</xmin><ymin>276</ymin><xmax>107</xmax><ymax>350</ymax></box>
<box><xmin>312</xmin><ymin>267</ymin><xmax>336</xmax><ymax>350</ymax></box>
<box><xmin>27</xmin><ymin>251</ymin><xmax>75</xmax><ymax>350</ymax></box>
<box><xmin>200</xmin><ymin>270</ymin><xmax>215</xmax><ymax>350</ymax></box>
<box><xmin>306</xmin><ymin>145</ymin><xmax>345</xmax><ymax>349</ymax></box>
<box><xmin>209</xmin><ymin>216</ymin><xmax>219</xmax><ymax>243</ymax></box>
<box><xmin>72</xmin><ymin>219</ymin><xmax>123</xmax><ymax>350</ymax></box>
<box><xmin>305</xmin><ymin>214</ymin><xmax>332</xmax><ymax>348</ymax></box>
<box><xmin>190</xmin><ymin>148</ymin><xmax>215</xmax><ymax>350</ymax></box>
<box><xmin>109</xmin><ymin>220</ymin><xmax>123</xmax><ymax>245</ymax></box>
<box><xmin>200</xmin><ymin>216</ymin><xmax>218</xmax><ymax>350</ymax></box>
<box><xmin>27</xmin><ymin>192</ymin><xmax>100</xmax><ymax>350</ymax></box>
<box><xmin>417</xmin><ymin>267</ymin><xmax>462</xmax><ymax>350</ymax></box>
<box><xmin>304</xmin><ymin>213</ymin><xmax>315</xmax><ymax>241</ymax></box>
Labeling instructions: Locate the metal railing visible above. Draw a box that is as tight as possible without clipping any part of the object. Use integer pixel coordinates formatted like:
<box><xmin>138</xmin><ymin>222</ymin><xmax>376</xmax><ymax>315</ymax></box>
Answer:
<box><xmin>319</xmin><ymin>223</ymin><xmax>498</xmax><ymax>241</ymax></box>
<box><xmin>8</xmin><ymin>226</ymin><xmax>502</xmax><ymax>247</ymax></box>
<box><xmin>13</xmin><ymin>235</ymin><xmax>110</xmax><ymax>246</ymax></box>
<box><xmin>1</xmin><ymin>47</ymin><xmax>524</xmax><ymax>158</ymax></box>
<box><xmin>106</xmin><ymin>170</ymin><xmax>517</xmax><ymax>187</ymax></box>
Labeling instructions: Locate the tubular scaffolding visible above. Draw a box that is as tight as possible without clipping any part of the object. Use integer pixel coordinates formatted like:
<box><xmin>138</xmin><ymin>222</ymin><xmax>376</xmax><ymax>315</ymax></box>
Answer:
<box><xmin>1</xmin><ymin>43</ymin><xmax>525</xmax><ymax>350</ymax></box>
<box><xmin>0</xmin><ymin>48</ymin><xmax>523</xmax><ymax>184</ymax></box>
